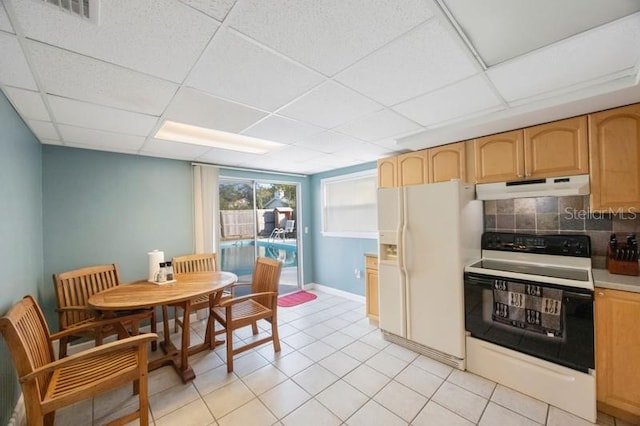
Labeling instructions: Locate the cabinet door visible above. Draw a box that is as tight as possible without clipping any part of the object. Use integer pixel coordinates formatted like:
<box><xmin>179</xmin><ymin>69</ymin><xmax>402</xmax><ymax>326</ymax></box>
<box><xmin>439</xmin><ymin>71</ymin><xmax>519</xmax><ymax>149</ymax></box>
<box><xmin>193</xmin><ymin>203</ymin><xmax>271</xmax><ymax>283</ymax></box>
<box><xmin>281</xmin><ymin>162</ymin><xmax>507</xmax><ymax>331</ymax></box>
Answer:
<box><xmin>474</xmin><ymin>130</ymin><xmax>524</xmax><ymax>183</ymax></box>
<box><xmin>398</xmin><ymin>151</ymin><xmax>429</xmax><ymax>186</ymax></box>
<box><xmin>595</xmin><ymin>288</ymin><xmax>640</xmax><ymax>423</ymax></box>
<box><xmin>524</xmin><ymin>116</ymin><xmax>588</xmax><ymax>178</ymax></box>
<box><xmin>378</xmin><ymin>156</ymin><xmax>397</xmax><ymax>188</ymax></box>
<box><xmin>366</xmin><ymin>266</ymin><xmax>379</xmax><ymax>320</ymax></box>
<box><xmin>589</xmin><ymin>104</ymin><xmax>640</xmax><ymax>212</ymax></box>
<box><xmin>428</xmin><ymin>141</ymin><xmax>467</xmax><ymax>183</ymax></box>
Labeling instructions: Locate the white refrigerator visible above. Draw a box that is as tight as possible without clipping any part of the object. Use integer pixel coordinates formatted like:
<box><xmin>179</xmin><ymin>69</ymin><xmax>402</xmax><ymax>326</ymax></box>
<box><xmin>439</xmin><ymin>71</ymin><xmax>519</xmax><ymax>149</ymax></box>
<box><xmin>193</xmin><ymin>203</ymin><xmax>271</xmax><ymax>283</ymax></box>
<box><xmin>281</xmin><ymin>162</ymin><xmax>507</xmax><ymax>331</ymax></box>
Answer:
<box><xmin>377</xmin><ymin>180</ymin><xmax>482</xmax><ymax>363</ymax></box>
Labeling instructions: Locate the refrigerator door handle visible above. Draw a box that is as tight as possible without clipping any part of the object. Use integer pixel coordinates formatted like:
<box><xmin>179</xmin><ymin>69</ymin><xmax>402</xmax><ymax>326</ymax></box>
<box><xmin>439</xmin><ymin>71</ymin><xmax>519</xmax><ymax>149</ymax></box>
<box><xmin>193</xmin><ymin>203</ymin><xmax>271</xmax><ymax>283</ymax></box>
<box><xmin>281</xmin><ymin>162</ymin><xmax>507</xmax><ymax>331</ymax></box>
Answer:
<box><xmin>400</xmin><ymin>188</ymin><xmax>410</xmax><ymax>336</ymax></box>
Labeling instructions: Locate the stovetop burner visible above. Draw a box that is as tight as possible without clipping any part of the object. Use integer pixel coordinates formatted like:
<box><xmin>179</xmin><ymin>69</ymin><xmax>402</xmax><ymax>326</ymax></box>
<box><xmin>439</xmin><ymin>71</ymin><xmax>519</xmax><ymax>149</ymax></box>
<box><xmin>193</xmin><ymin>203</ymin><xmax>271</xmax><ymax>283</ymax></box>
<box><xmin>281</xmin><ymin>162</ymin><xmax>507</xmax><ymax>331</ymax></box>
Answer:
<box><xmin>466</xmin><ymin>232</ymin><xmax>594</xmax><ymax>290</ymax></box>
<box><xmin>468</xmin><ymin>259</ymin><xmax>591</xmax><ymax>281</ymax></box>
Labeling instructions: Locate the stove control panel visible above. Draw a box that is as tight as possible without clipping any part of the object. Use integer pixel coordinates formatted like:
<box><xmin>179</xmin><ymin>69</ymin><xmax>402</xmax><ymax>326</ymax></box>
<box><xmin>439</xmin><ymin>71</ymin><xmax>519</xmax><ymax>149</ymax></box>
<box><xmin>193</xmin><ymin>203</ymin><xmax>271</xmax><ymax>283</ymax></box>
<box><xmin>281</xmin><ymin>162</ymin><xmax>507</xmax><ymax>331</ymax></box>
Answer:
<box><xmin>482</xmin><ymin>232</ymin><xmax>591</xmax><ymax>257</ymax></box>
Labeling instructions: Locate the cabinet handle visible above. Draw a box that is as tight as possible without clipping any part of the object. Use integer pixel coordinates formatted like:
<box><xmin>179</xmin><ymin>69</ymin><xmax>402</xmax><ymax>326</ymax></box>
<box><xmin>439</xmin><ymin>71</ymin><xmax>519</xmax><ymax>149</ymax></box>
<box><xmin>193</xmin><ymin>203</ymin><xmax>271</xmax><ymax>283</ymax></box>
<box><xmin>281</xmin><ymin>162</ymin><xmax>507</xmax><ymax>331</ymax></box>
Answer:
<box><xmin>597</xmin><ymin>292</ymin><xmax>604</xmax><ymax>296</ymax></box>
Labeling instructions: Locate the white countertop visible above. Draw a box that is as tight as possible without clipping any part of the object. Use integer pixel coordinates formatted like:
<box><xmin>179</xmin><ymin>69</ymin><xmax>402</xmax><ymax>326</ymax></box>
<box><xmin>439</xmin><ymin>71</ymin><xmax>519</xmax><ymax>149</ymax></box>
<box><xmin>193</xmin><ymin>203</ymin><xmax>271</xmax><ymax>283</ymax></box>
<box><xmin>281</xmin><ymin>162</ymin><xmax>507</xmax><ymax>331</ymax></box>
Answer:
<box><xmin>593</xmin><ymin>268</ymin><xmax>640</xmax><ymax>293</ymax></box>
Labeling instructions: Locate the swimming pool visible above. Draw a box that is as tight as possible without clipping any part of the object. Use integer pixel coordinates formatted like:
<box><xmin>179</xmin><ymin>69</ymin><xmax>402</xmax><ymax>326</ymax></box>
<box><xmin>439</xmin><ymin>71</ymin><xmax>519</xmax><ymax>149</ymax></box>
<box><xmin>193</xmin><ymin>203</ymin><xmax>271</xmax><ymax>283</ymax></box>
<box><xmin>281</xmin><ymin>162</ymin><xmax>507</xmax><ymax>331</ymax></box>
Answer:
<box><xmin>220</xmin><ymin>239</ymin><xmax>298</xmax><ymax>276</ymax></box>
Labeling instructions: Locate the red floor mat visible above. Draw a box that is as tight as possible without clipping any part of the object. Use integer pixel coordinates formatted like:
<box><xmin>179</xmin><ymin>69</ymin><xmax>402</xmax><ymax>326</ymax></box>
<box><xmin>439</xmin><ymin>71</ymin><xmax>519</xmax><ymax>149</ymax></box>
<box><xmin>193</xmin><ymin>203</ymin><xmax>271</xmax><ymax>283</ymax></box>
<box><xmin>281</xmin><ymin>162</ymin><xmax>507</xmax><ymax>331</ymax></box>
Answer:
<box><xmin>277</xmin><ymin>290</ymin><xmax>317</xmax><ymax>307</ymax></box>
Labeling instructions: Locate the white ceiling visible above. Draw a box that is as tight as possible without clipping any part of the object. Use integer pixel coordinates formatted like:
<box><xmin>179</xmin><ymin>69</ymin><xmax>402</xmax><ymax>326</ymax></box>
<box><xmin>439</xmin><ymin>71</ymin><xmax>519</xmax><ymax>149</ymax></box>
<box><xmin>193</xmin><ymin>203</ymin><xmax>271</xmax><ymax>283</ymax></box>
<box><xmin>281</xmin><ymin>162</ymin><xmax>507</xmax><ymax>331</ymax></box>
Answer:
<box><xmin>1</xmin><ymin>0</ymin><xmax>639</xmax><ymax>175</ymax></box>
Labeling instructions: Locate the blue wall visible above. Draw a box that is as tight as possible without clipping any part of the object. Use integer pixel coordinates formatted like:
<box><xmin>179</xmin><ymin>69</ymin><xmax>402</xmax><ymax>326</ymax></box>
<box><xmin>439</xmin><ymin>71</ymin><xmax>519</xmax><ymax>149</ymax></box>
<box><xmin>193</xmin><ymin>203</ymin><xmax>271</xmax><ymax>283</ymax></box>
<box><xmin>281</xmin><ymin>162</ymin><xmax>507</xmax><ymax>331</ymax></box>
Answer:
<box><xmin>0</xmin><ymin>92</ymin><xmax>43</xmax><ymax>424</ymax></box>
<box><xmin>310</xmin><ymin>162</ymin><xmax>378</xmax><ymax>296</ymax></box>
<box><xmin>42</xmin><ymin>146</ymin><xmax>194</xmax><ymax>323</ymax></box>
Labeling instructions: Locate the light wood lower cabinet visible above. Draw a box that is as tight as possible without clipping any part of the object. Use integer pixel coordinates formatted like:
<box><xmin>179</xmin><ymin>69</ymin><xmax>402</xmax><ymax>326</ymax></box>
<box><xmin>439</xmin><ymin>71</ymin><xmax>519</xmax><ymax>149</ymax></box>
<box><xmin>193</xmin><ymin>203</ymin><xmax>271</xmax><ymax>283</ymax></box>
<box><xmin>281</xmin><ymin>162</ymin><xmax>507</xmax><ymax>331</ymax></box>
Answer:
<box><xmin>365</xmin><ymin>255</ymin><xmax>379</xmax><ymax>321</ymax></box>
<box><xmin>595</xmin><ymin>288</ymin><xmax>640</xmax><ymax>424</ymax></box>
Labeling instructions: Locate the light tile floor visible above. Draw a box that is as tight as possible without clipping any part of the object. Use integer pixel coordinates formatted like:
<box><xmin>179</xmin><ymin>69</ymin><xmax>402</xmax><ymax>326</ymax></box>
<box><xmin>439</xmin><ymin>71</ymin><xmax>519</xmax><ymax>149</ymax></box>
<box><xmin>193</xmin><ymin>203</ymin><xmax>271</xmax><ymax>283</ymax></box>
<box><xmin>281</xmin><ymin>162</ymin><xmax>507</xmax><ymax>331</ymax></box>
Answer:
<box><xmin>57</xmin><ymin>290</ymin><xmax>632</xmax><ymax>426</ymax></box>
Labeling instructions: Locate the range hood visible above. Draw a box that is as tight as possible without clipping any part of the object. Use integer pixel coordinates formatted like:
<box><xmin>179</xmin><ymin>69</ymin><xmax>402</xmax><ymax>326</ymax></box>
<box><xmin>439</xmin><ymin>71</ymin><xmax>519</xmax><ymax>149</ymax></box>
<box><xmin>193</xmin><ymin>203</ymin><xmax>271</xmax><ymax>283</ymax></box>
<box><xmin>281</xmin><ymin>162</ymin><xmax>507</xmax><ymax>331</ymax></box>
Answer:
<box><xmin>476</xmin><ymin>174</ymin><xmax>590</xmax><ymax>200</ymax></box>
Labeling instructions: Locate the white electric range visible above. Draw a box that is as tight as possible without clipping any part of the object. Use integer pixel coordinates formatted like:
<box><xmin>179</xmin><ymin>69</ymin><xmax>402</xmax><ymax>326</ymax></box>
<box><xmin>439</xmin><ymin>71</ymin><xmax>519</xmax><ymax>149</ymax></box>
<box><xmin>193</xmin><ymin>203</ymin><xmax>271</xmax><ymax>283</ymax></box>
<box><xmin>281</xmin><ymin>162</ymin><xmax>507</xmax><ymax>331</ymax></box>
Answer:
<box><xmin>464</xmin><ymin>232</ymin><xmax>596</xmax><ymax>422</ymax></box>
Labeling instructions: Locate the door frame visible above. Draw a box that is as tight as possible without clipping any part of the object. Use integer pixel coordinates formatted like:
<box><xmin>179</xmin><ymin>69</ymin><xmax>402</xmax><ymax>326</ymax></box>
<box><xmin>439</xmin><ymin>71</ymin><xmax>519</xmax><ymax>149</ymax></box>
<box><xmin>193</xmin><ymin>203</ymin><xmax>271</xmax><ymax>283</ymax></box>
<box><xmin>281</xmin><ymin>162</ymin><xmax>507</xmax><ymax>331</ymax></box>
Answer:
<box><xmin>216</xmin><ymin>176</ymin><xmax>303</xmax><ymax>290</ymax></box>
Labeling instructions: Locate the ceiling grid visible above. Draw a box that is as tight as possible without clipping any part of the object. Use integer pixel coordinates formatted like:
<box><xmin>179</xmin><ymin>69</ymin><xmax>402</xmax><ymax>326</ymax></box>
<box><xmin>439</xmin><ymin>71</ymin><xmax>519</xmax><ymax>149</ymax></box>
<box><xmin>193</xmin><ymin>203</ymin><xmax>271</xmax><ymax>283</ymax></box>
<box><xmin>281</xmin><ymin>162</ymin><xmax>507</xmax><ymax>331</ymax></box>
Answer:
<box><xmin>0</xmin><ymin>0</ymin><xmax>639</xmax><ymax>174</ymax></box>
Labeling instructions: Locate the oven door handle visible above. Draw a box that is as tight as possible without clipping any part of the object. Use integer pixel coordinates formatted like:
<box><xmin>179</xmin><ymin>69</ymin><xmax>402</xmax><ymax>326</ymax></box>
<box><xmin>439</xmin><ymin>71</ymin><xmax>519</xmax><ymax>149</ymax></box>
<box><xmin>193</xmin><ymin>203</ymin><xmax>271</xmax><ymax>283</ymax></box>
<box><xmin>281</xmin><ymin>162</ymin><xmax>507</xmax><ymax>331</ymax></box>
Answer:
<box><xmin>563</xmin><ymin>291</ymin><xmax>593</xmax><ymax>301</ymax></box>
<box><xmin>464</xmin><ymin>274</ymin><xmax>494</xmax><ymax>289</ymax></box>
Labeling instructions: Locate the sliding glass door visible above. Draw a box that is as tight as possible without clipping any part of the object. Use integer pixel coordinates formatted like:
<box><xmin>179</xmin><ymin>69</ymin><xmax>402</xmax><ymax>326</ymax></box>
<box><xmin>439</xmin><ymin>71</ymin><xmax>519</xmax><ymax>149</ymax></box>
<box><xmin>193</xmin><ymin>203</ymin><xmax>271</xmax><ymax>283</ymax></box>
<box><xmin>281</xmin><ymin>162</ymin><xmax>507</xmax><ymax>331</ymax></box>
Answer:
<box><xmin>218</xmin><ymin>178</ymin><xmax>301</xmax><ymax>294</ymax></box>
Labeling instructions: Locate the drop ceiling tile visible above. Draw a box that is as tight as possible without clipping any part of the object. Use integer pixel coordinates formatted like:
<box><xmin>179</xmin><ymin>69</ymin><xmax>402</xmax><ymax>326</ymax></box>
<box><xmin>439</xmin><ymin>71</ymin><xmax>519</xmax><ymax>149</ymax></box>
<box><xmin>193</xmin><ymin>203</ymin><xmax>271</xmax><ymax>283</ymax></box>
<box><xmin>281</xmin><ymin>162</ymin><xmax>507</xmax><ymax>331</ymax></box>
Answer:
<box><xmin>140</xmin><ymin>138</ymin><xmax>212</xmax><ymax>159</ymax></box>
<box><xmin>336</xmin><ymin>20</ymin><xmax>479</xmax><ymax>106</ymax></box>
<box><xmin>443</xmin><ymin>0</ymin><xmax>640</xmax><ymax>66</ymax></box>
<box><xmin>335</xmin><ymin>109</ymin><xmax>421</xmax><ymax>142</ymax></box>
<box><xmin>164</xmin><ymin>87</ymin><xmax>267</xmax><ymax>133</ymax></box>
<box><xmin>279</xmin><ymin>82</ymin><xmax>382</xmax><ymax>129</ymax></box>
<box><xmin>188</xmin><ymin>29</ymin><xmax>324</xmax><ymax>111</ymax></box>
<box><xmin>27</xmin><ymin>41</ymin><xmax>178</xmax><ymax>115</ymax></box>
<box><xmin>346</xmin><ymin>142</ymin><xmax>397</xmax><ymax>161</ymax></box>
<box><xmin>0</xmin><ymin>3</ymin><xmax>13</xmax><ymax>33</ymax></box>
<box><xmin>27</xmin><ymin>120</ymin><xmax>58</xmax><ymax>140</ymax></box>
<box><xmin>487</xmin><ymin>13</ymin><xmax>640</xmax><ymax>102</ymax></box>
<box><xmin>370</xmin><ymin>138</ymin><xmax>406</xmax><ymax>151</ymax></box>
<box><xmin>12</xmin><ymin>0</ymin><xmax>218</xmax><ymax>82</ymax></box>
<box><xmin>297</xmin><ymin>155</ymin><xmax>361</xmax><ymax>174</ymax></box>
<box><xmin>332</xmin><ymin>141</ymin><xmax>387</xmax><ymax>162</ymax></box>
<box><xmin>393</xmin><ymin>75</ymin><xmax>504</xmax><ymax>127</ymax></box>
<box><xmin>47</xmin><ymin>96</ymin><xmax>159</xmax><ymax>136</ymax></box>
<box><xmin>58</xmin><ymin>125</ymin><xmax>146</xmax><ymax>152</ymax></box>
<box><xmin>296</xmin><ymin>130</ymin><xmax>370</xmax><ymax>154</ymax></box>
<box><xmin>179</xmin><ymin>0</ymin><xmax>237</xmax><ymax>22</ymax></box>
<box><xmin>258</xmin><ymin>145</ymin><xmax>321</xmax><ymax>164</ymax></box>
<box><xmin>242</xmin><ymin>115</ymin><xmax>323</xmax><ymax>144</ymax></box>
<box><xmin>3</xmin><ymin>87</ymin><xmax>50</xmax><ymax>121</ymax></box>
<box><xmin>227</xmin><ymin>0</ymin><xmax>434</xmax><ymax>76</ymax></box>
<box><xmin>0</xmin><ymin>33</ymin><xmax>37</xmax><ymax>90</ymax></box>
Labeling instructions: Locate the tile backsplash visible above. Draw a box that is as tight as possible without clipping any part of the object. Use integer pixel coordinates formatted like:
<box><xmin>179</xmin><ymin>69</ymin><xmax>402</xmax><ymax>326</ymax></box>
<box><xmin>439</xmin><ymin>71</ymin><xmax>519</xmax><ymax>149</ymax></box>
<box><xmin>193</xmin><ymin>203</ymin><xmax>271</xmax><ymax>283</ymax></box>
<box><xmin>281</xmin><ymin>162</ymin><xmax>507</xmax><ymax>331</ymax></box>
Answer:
<box><xmin>483</xmin><ymin>195</ymin><xmax>640</xmax><ymax>268</ymax></box>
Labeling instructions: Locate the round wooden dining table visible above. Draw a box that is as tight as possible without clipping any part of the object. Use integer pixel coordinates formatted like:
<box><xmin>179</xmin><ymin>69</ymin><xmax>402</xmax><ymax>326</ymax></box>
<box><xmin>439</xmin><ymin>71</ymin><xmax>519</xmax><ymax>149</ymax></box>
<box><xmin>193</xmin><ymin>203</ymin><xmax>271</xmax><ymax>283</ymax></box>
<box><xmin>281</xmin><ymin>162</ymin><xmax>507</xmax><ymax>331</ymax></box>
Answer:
<box><xmin>88</xmin><ymin>271</ymin><xmax>237</xmax><ymax>382</ymax></box>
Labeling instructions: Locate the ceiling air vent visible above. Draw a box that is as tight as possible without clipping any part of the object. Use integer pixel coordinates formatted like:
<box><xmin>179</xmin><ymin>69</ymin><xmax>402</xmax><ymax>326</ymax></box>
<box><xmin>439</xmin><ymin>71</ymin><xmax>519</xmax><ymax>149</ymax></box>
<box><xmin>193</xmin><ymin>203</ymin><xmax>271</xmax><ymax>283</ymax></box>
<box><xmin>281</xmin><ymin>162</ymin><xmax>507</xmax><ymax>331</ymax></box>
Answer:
<box><xmin>41</xmin><ymin>0</ymin><xmax>100</xmax><ymax>24</ymax></box>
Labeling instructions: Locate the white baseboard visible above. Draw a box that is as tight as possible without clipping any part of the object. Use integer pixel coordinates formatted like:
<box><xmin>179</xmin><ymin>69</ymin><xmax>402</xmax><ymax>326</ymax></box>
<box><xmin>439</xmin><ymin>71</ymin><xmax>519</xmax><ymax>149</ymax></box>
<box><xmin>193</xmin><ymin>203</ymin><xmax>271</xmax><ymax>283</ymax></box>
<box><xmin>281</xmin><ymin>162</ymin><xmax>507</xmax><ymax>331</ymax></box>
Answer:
<box><xmin>305</xmin><ymin>283</ymin><xmax>365</xmax><ymax>303</ymax></box>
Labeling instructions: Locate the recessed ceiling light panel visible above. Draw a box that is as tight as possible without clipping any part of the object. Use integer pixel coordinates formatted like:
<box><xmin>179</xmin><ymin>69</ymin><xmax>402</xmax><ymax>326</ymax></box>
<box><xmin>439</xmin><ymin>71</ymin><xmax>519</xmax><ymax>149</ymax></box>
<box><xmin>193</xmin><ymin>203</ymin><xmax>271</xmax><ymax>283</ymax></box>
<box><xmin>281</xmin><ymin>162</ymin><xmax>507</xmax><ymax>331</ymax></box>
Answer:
<box><xmin>155</xmin><ymin>120</ymin><xmax>285</xmax><ymax>154</ymax></box>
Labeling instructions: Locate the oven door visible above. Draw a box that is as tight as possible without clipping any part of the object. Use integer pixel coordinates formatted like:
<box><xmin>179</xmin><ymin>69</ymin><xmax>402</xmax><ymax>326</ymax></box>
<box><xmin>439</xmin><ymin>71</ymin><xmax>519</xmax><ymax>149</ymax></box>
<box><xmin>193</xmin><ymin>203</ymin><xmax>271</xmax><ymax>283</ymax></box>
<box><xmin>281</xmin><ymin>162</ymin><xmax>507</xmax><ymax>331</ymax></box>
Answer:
<box><xmin>464</xmin><ymin>272</ymin><xmax>594</xmax><ymax>373</ymax></box>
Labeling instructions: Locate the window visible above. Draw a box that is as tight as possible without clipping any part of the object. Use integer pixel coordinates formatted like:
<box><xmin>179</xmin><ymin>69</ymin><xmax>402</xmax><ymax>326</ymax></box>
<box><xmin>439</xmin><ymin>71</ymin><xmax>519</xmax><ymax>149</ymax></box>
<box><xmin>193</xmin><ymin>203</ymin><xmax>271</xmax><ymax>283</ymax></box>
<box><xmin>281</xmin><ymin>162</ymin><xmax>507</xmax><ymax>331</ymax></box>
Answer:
<box><xmin>321</xmin><ymin>169</ymin><xmax>377</xmax><ymax>238</ymax></box>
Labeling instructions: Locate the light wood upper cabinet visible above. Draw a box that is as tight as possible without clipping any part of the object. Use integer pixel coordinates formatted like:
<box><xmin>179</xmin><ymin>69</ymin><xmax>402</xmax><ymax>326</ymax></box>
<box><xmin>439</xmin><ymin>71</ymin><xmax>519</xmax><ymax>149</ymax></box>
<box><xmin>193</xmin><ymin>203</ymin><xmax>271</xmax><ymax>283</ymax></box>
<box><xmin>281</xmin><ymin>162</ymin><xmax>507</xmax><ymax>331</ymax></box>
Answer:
<box><xmin>473</xmin><ymin>117</ymin><xmax>589</xmax><ymax>184</ymax></box>
<box><xmin>524</xmin><ymin>116</ymin><xmax>588</xmax><ymax>178</ymax></box>
<box><xmin>428</xmin><ymin>141</ymin><xmax>467</xmax><ymax>183</ymax></box>
<box><xmin>595</xmin><ymin>288</ymin><xmax>640</xmax><ymax>424</ymax></box>
<box><xmin>378</xmin><ymin>143</ymin><xmax>467</xmax><ymax>188</ymax></box>
<box><xmin>398</xmin><ymin>151</ymin><xmax>429</xmax><ymax>186</ymax></box>
<box><xmin>474</xmin><ymin>130</ymin><xmax>524</xmax><ymax>183</ymax></box>
<box><xmin>377</xmin><ymin>156</ymin><xmax>397</xmax><ymax>188</ymax></box>
<box><xmin>589</xmin><ymin>104</ymin><xmax>640</xmax><ymax>212</ymax></box>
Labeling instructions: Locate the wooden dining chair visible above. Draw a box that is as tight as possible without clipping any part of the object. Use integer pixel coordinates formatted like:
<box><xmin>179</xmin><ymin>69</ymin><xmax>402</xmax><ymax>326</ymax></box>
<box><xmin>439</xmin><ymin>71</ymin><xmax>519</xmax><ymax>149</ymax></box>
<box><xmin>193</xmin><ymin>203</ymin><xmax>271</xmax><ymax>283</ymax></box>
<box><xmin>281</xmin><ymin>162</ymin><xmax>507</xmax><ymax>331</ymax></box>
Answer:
<box><xmin>0</xmin><ymin>295</ymin><xmax>156</xmax><ymax>426</ymax></box>
<box><xmin>53</xmin><ymin>264</ymin><xmax>157</xmax><ymax>357</ymax></box>
<box><xmin>163</xmin><ymin>253</ymin><xmax>232</xmax><ymax>336</ymax></box>
<box><xmin>209</xmin><ymin>257</ymin><xmax>282</xmax><ymax>372</ymax></box>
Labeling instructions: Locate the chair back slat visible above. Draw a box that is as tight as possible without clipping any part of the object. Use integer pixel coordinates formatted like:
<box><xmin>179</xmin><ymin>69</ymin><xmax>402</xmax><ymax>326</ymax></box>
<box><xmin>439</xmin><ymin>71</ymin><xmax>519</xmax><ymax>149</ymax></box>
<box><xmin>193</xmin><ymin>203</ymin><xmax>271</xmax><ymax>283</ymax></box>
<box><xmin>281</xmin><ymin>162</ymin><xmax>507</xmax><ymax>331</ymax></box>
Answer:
<box><xmin>173</xmin><ymin>253</ymin><xmax>217</xmax><ymax>275</ymax></box>
<box><xmin>0</xmin><ymin>296</ymin><xmax>54</xmax><ymax>397</ymax></box>
<box><xmin>54</xmin><ymin>264</ymin><xmax>122</xmax><ymax>330</ymax></box>
<box><xmin>252</xmin><ymin>257</ymin><xmax>282</xmax><ymax>309</ymax></box>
